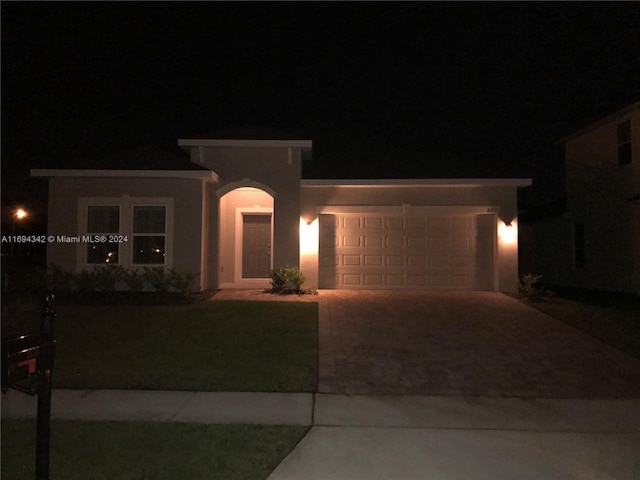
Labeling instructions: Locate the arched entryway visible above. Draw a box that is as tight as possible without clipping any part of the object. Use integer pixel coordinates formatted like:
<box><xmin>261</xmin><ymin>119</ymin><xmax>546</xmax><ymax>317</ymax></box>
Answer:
<box><xmin>218</xmin><ymin>185</ymin><xmax>275</xmax><ymax>287</ymax></box>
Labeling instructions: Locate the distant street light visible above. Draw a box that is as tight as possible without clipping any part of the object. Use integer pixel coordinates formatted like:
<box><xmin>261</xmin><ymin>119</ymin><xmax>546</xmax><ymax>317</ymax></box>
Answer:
<box><xmin>11</xmin><ymin>207</ymin><xmax>28</xmax><ymax>256</ymax></box>
<box><xmin>15</xmin><ymin>208</ymin><xmax>28</xmax><ymax>220</ymax></box>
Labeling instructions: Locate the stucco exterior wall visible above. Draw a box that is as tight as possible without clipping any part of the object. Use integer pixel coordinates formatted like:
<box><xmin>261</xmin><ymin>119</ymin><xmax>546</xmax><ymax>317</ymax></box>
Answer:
<box><xmin>47</xmin><ymin>177</ymin><xmax>205</xmax><ymax>279</ymax></box>
<box><xmin>217</xmin><ymin>188</ymin><xmax>273</xmax><ymax>284</ymax></box>
<box><xmin>300</xmin><ymin>184</ymin><xmax>522</xmax><ymax>292</ymax></box>
<box><xmin>561</xmin><ymin>107</ymin><xmax>640</xmax><ymax>295</ymax></box>
<box><xmin>194</xmin><ymin>146</ymin><xmax>302</xmax><ymax>271</ymax></box>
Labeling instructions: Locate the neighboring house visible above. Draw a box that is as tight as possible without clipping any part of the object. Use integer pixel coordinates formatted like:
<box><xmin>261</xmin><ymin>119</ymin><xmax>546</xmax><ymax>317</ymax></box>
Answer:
<box><xmin>520</xmin><ymin>102</ymin><xmax>640</xmax><ymax>296</ymax></box>
<box><xmin>32</xmin><ymin>137</ymin><xmax>531</xmax><ymax>292</ymax></box>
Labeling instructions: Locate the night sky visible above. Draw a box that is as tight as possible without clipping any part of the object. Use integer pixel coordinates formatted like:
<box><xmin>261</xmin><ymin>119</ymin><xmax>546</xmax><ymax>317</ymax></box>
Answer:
<box><xmin>2</xmin><ymin>2</ymin><xmax>640</xmax><ymax>216</ymax></box>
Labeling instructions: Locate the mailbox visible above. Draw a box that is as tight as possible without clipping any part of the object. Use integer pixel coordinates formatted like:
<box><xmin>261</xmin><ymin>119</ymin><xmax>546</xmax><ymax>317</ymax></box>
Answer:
<box><xmin>1</xmin><ymin>293</ymin><xmax>56</xmax><ymax>480</ymax></box>
<box><xmin>2</xmin><ymin>331</ymin><xmax>56</xmax><ymax>395</ymax></box>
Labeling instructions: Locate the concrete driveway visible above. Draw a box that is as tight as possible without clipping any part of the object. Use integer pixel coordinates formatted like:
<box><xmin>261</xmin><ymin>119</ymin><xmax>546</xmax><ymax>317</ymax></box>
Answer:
<box><xmin>317</xmin><ymin>290</ymin><xmax>640</xmax><ymax>398</ymax></box>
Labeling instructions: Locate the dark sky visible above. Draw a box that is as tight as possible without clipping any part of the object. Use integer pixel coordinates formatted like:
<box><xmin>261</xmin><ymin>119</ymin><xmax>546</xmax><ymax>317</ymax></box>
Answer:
<box><xmin>2</xmin><ymin>2</ymin><xmax>640</xmax><ymax>208</ymax></box>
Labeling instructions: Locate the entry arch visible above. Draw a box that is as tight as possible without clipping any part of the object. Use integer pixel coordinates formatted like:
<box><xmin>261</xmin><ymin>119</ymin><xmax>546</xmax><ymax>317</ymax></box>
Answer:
<box><xmin>218</xmin><ymin>185</ymin><xmax>275</xmax><ymax>287</ymax></box>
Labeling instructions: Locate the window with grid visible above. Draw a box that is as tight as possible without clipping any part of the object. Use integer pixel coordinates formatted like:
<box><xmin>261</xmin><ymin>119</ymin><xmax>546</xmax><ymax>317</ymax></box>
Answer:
<box><xmin>617</xmin><ymin>120</ymin><xmax>632</xmax><ymax>166</ymax></box>
<box><xmin>132</xmin><ymin>205</ymin><xmax>166</xmax><ymax>264</ymax></box>
<box><xmin>86</xmin><ymin>205</ymin><xmax>120</xmax><ymax>264</ymax></box>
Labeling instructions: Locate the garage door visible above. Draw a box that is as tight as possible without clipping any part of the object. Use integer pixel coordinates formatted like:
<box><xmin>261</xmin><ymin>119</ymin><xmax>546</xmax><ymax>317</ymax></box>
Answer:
<box><xmin>318</xmin><ymin>213</ymin><xmax>495</xmax><ymax>290</ymax></box>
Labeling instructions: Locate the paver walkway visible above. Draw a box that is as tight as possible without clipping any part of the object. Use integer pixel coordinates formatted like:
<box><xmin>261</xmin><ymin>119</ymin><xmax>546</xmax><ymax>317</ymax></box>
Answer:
<box><xmin>317</xmin><ymin>290</ymin><xmax>640</xmax><ymax>397</ymax></box>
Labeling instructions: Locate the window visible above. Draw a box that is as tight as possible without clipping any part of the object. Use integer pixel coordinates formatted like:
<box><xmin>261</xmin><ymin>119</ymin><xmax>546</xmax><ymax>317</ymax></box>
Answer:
<box><xmin>617</xmin><ymin>120</ymin><xmax>632</xmax><ymax>166</ymax></box>
<box><xmin>132</xmin><ymin>205</ymin><xmax>166</xmax><ymax>264</ymax></box>
<box><xmin>79</xmin><ymin>196</ymin><xmax>173</xmax><ymax>268</ymax></box>
<box><xmin>573</xmin><ymin>222</ymin><xmax>585</xmax><ymax>269</ymax></box>
<box><xmin>86</xmin><ymin>205</ymin><xmax>120</xmax><ymax>264</ymax></box>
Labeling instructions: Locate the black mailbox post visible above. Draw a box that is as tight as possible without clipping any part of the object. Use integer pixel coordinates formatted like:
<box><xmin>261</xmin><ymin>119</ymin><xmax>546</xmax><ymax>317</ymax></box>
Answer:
<box><xmin>2</xmin><ymin>293</ymin><xmax>56</xmax><ymax>480</ymax></box>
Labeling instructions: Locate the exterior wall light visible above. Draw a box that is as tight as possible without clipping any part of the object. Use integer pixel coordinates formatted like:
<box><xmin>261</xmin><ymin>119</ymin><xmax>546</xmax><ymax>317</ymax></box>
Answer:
<box><xmin>498</xmin><ymin>219</ymin><xmax>517</xmax><ymax>245</ymax></box>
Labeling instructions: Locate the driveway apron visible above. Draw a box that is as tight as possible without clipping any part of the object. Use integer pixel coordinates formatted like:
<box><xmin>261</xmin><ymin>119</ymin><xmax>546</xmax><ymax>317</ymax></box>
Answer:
<box><xmin>317</xmin><ymin>290</ymin><xmax>640</xmax><ymax>397</ymax></box>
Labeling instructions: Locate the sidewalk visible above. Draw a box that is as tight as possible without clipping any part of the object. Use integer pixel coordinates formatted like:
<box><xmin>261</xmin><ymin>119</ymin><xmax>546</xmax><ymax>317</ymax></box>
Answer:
<box><xmin>3</xmin><ymin>389</ymin><xmax>640</xmax><ymax>479</ymax></box>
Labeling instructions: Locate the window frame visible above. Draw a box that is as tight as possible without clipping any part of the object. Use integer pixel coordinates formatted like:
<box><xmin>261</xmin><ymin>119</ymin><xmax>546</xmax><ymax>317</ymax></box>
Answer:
<box><xmin>77</xmin><ymin>196</ymin><xmax>174</xmax><ymax>270</ymax></box>
<box><xmin>131</xmin><ymin>204</ymin><xmax>168</xmax><ymax>266</ymax></box>
<box><xmin>85</xmin><ymin>204</ymin><xmax>122</xmax><ymax>265</ymax></box>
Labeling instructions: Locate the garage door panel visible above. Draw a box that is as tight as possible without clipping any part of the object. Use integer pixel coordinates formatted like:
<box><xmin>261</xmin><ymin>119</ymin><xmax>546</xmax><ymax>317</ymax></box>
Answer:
<box><xmin>343</xmin><ymin>217</ymin><xmax>361</xmax><ymax>228</ymax></box>
<box><xmin>364</xmin><ymin>274</ymin><xmax>383</xmax><ymax>286</ymax></box>
<box><xmin>386</xmin><ymin>255</ymin><xmax>404</xmax><ymax>266</ymax></box>
<box><xmin>342</xmin><ymin>274</ymin><xmax>361</xmax><ymax>286</ymax></box>
<box><xmin>406</xmin><ymin>217</ymin><xmax>426</xmax><ymax>229</ymax></box>
<box><xmin>385</xmin><ymin>217</ymin><xmax>404</xmax><ymax>228</ymax></box>
<box><xmin>385</xmin><ymin>236</ymin><xmax>404</xmax><ymax>248</ymax></box>
<box><xmin>407</xmin><ymin>236</ymin><xmax>426</xmax><ymax>248</ymax></box>
<box><xmin>407</xmin><ymin>275</ymin><xmax>427</xmax><ymax>286</ymax></box>
<box><xmin>364</xmin><ymin>255</ymin><xmax>383</xmax><ymax>266</ymax></box>
<box><xmin>364</xmin><ymin>235</ymin><xmax>383</xmax><ymax>247</ymax></box>
<box><xmin>318</xmin><ymin>213</ymin><xmax>494</xmax><ymax>290</ymax></box>
<box><xmin>407</xmin><ymin>255</ymin><xmax>426</xmax><ymax>267</ymax></box>
<box><xmin>386</xmin><ymin>274</ymin><xmax>405</xmax><ymax>286</ymax></box>
<box><xmin>343</xmin><ymin>255</ymin><xmax>361</xmax><ymax>266</ymax></box>
<box><xmin>342</xmin><ymin>235</ymin><xmax>361</xmax><ymax>247</ymax></box>
<box><xmin>364</xmin><ymin>217</ymin><xmax>383</xmax><ymax>229</ymax></box>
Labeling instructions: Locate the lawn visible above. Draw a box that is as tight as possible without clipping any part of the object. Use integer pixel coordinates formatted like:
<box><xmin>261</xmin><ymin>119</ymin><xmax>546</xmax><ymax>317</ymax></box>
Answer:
<box><xmin>521</xmin><ymin>295</ymin><xmax>640</xmax><ymax>359</ymax></box>
<box><xmin>1</xmin><ymin>418</ymin><xmax>308</xmax><ymax>480</ymax></box>
<box><xmin>3</xmin><ymin>300</ymin><xmax>318</xmax><ymax>392</ymax></box>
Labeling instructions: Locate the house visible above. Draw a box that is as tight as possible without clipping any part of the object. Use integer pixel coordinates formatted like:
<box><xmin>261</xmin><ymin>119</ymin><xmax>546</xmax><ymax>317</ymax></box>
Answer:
<box><xmin>31</xmin><ymin>136</ymin><xmax>531</xmax><ymax>292</ymax></box>
<box><xmin>520</xmin><ymin>102</ymin><xmax>640</xmax><ymax>296</ymax></box>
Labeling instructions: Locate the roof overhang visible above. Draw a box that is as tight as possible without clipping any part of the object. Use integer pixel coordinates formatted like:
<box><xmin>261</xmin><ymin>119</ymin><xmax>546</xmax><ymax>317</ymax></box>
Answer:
<box><xmin>558</xmin><ymin>101</ymin><xmax>640</xmax><ymax>144</ymax></box>
<box><xmin>178</xmin><ymin>139</ymin><xmax>312</xmax><ymax>148</ymax></box>
<box><xmin>30</xmin><ymin>169</ymin><xmax>220</xmax><ymax>182</ymax></box>
<box><xmin>301</xmin><ymin>178</ymin><xmax>532</xmax><ymax>188</ymax></box>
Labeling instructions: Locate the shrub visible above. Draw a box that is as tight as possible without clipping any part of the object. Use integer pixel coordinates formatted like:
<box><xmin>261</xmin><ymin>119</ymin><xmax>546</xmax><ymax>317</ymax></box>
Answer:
<box><xmin>142</xmin><ymin>267</ymin><xmax>173</xmax><ymax>293</ymax></box>
<box><xmin>520</xmin><ymin>273</ymin><xmax>543</xmax><ymax>301</ymax></box>
<box><xmin>39</xmin><ymin>264</ymin><xmax>200</xmax><ymax>295</ymax></box>
<box><xmin>167</xmin><ymin>268</ymin><xmax>200</xmax><ymax>294</ymax></box>
<box><xmin>124</xmin><ymin>269</ymin><xmax>145</xmax><ymax>292</ymax></box>
<box><xmin>270</xmin><ymin>266</ymin><xmax>305</xmax><ymax>293</ymax></box>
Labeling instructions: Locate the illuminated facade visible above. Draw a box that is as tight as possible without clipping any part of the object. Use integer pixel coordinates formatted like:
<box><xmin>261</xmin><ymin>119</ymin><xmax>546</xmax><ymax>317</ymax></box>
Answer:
<box><xmin>33</xmin><ymin>138</ymin><xmax>530</xmax><ymax>292</ymax></box>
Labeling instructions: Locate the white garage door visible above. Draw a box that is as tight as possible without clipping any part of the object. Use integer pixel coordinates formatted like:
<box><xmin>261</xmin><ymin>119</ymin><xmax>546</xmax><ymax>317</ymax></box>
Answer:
<box><xmin>318</xmin><ymin>213</ymin><xmax>495</xmax><ymax>290</ymax></box>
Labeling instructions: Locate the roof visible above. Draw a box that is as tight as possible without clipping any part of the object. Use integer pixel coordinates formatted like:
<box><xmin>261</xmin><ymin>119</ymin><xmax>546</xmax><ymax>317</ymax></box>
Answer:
<box><xmin>301</xmin><ymin>178</ymin><xmax>532</xmax><ymax>188</ymax></box>
<box><xmin>182</xmin><ymin>125</ymin><xmax>309</xmax><ymax>141</ymax></box>
<box><xmin>178</xmin><ymin>125</ymin><xmax>313</xmax><ymax>148</ymax></box>
<box><xmin>31</xmin><ymin>169</ymin><xmax>219</xmax><ymax>181</ymax></box>
<box><xmin>560</xmin><ymin>101</ymin><xmax>640</xmax><ymax>144</ymax></box>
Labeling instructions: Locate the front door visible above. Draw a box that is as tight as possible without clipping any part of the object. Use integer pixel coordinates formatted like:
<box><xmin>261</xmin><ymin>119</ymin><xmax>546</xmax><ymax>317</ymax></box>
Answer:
<box><xmin>242</xmin><ymin>214</ymin><xmax>271</xmax><ymax>278</ymax></box>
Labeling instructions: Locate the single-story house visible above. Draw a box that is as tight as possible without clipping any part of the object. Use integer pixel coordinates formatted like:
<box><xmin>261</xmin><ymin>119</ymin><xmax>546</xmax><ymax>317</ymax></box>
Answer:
<box><xmin>32</xmin><ymin>137</ymin><xmax>531</xmax><ymax>292</ymax></box>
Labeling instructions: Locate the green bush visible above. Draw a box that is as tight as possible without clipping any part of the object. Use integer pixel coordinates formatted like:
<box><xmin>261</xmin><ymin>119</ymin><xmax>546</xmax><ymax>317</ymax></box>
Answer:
<box><xmin>124</xmin><ymin>269</ymin><xmax>144</xmax><ymax>292</ymax></box>
<box><xmin>37</xmin><ymin>264</ymin><xmax>200</xmax><ymax>295</ymax></box>
<box><xmin>270</xmin><ymin>266</ymin><xmax>305</xmax><ymax>293</ymax></box>
<box><xmin>167</xmin><ymin>268</ymin><xmax>200</xmax><ymax>294</ymax></box>
<box><xmin>142</xmin><ymin>267</ymin><xmax>173</xmax><ymax>293</ymax></box>
<box><xmin>520</xmin><ymin>273</ymin><xmax>543</xmax><ymax>301</ymax></box>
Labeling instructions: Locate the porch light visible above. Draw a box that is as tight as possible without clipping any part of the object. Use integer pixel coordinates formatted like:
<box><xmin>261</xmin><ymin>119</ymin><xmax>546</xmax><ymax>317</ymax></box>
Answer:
<box><xmin>498</xmin><ymin>220</ymin><xmax>517</xmax><ymax>245</ymax></box>
<box><xmin>299</xmin><ymin>217</ymin><xmax>319</xmax><ymax>255</ymax></box>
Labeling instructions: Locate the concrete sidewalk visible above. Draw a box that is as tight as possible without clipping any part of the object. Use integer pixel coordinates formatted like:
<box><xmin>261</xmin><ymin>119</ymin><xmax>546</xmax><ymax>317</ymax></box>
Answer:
<box><xmin>1</xmin><ymin>389</ymin><xmax>313</xmax><ymax>425</ymax></box>
<box><xmin>3</xmin><ymin>390</ymin><xmax>640</xmax><ymax>479</ymax></box>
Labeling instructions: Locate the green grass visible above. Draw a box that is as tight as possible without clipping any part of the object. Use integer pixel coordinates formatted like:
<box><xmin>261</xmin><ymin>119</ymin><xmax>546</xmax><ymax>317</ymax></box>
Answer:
<box><xmin>1</xmin><ymin>419</ymin><xmax>308</xmax><ymax>480</ymax></box>
<box><xmin>4</xmin><ymin>300</ymin><xmax>318</xmax><ymax>392</ymax></box>
<box><xmin>522</xmin><ymin>296</ymin><xmax>640</xmax><ymax>359</ymax></box>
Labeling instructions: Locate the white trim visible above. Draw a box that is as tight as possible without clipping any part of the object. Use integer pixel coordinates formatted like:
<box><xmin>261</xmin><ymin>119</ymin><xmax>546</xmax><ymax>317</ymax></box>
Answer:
<box><xmin>77</xmin><ymin>196</ymin><xmax>174</xmax><ymax>270</ymax></box>
<box><xmin>315</xmin><ymin>205</ymin><xmax>500</xmax><ymax>215</ymax></box>
<box><xmin>301</xmin><ymin>178</ymin><xmax>532</xmax><ymax>187</ymax></box>
<box><xmin>130</xmin><ymin>202</ymin><xmax>174</xmax><ymax>268</ymax></box>
<box><xmin>234</xmin><ymin>207</ymin><xmax>274</xmax><ymax>283</ymax></box>
<box><xmin>31</xmin><ymin>169</ymin><xmax>219</xmax><ymax>181</ymax></box>
<box><xmin>178</xmin><ymin>139</ymin><xmax>312</xmax><ymax>148</ymax></box>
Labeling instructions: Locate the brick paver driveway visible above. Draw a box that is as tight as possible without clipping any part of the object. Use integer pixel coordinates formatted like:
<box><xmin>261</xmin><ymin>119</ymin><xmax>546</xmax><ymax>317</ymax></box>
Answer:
<box><xmin>317</xmin><ymin>290</ymin><xmax>640</xmax><ymax>398</ymax></box>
